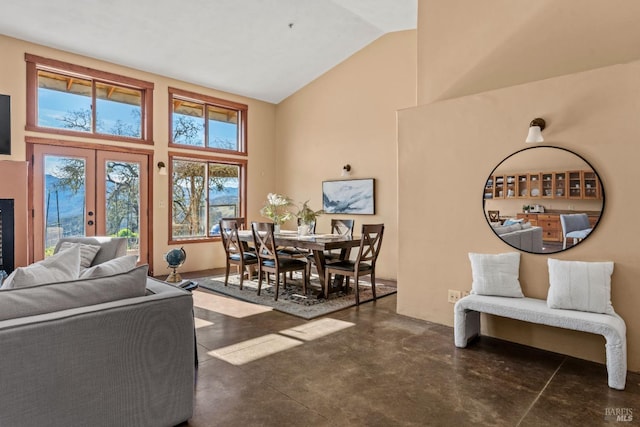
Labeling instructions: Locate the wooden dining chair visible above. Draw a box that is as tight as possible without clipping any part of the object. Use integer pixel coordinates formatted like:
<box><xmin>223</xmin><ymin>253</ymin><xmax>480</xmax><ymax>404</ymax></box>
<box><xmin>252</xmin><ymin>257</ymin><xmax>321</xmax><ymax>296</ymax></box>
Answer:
<box><xmin>324</xmin><ymin>224</ymin><xmax>384</xmax><ymax>305</ymax></box>
<box><xmin>220</xmin><ymin>218</ymin><xmax>258</xmax><ymax>290</ymax></box>
<box><xmin>307</xmin><ymin>218</ymin><xmax>356</xmax><ymax>272</ymax></box>
<box><xmin>325</xmin><ymin>218</ymin><xmax>355</xmax><ymax>261</ymax></box>
<box><xmin>488</xmin><ymin>210</ymin><xmax>500</xmax><ymax>223</ymax></box>
<box><xmin>251</xmin><ymin>222</ymin><xmax>309</xmax><ymax>301</ymax></box>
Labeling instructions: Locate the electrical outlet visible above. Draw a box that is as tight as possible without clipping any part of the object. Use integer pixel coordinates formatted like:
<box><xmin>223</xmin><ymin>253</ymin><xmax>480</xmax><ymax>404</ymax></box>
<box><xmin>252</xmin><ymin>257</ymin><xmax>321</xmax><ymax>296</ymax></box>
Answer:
<box><xmin>462</xmin><ymin>290</ymin><xmax>470</xmax><ymax>297</ymax></box>
<box><xmin>447</xmin><ymin>289</ymin><xmax>462</xmax><ymax>304</ymax></box>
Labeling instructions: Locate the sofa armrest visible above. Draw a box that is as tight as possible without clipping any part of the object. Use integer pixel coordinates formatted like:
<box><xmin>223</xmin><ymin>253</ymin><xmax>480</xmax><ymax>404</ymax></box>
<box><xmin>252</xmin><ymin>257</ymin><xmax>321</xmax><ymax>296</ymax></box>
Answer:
<box><xmin>0</xmin><ymin>279</ymin><xmax>194</xmax><ymax>427</ymax></box>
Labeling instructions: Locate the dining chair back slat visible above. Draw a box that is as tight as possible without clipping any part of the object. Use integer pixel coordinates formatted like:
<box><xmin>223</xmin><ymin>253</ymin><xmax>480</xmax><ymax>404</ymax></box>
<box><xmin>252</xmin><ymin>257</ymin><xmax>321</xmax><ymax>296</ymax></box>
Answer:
<box><xmin>331</xmin><ymin>219</ymin><xmax>354</xmax><ymax>237</ymax></box>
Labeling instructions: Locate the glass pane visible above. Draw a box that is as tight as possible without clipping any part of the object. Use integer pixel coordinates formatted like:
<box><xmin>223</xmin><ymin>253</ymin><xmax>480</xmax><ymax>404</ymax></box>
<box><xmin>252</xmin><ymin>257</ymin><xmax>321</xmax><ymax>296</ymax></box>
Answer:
<box><xmin>207</xmin><ymin>105</ymin><xmax>239</xmax><ymax>151</ymax></box>
<box><xmin>172</xmin><ymin>160</ymin><xmax>206</xmax><ymax>239</ymax></box>
<box><xmin>105</xmin><ymin>161</ymin><xmax>140</xmax><ymax>257</ymax></box>
<box><xmin>208</xmin><ymin>163</ymin><xmax>240</xmax><ymax>236</ymax></box>
<box><xmin>37</xmin><ymin>70</ymin><xmax>92</xmax><ymax>132</ymax></box>
<box><xmin>44</xmin><ymin>155</ymin><xmax>86</xmax><ymax>256</ymax></box>
<box><xmin>172</xmin><ymin>99</ymin><xmax>205</xmax><ymax>146</ymax></box>
<box><xmin>95</xmin><ymin>82</ymin><xmax>142</xmax><ymax>138</ymax></box>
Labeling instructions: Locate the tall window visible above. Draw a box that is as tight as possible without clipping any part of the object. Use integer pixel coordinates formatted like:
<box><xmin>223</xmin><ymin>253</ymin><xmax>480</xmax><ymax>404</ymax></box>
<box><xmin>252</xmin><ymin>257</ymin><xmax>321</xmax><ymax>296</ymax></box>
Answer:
<box><xmin>26</xmin><ymin>54</ymin><xmax>154</xmax><ymax>144</ymax></box>
<box><xmin>169</xmin><ymin>87</ymin><xmax>247</xmax><ymax>154</ymax></box>
<box><xmin>170</xmin><ymin>157</ymin><xmax>245</xmax><ymax>241</ymax></box>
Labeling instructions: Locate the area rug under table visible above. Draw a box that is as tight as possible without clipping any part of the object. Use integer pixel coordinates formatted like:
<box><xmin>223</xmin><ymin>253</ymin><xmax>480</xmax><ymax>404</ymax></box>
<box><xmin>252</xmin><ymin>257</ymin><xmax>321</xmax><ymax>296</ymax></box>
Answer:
<box><xmin>194</xmin><ymin>273</ymin><xmax>396</xmax><ymax>320</ymax></box>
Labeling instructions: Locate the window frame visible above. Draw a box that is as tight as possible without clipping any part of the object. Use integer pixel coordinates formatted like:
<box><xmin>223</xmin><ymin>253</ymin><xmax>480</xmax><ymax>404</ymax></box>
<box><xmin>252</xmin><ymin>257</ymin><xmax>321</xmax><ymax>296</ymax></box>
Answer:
<box><xmin>168</xmin><ymin>151</ymin><xmax>247</xmax><ymax>244</ymax></box>
<box><xmin>168</xmin><ymin>87</ymin><xmax>248</xmax><ymax>155</ymax></box>
<box><xmin>26</xmin><ymin>53</ymin><xmax>154</xmax><ymax>145</ymax></box>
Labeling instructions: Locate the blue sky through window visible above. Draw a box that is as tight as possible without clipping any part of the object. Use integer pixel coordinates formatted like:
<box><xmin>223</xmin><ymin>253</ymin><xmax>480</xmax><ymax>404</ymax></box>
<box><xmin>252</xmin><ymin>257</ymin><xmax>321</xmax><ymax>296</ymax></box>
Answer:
<box><xmin>38</xmin><ymin>87</ymin><xmax>141</xmax><ymax>136</ymax></box>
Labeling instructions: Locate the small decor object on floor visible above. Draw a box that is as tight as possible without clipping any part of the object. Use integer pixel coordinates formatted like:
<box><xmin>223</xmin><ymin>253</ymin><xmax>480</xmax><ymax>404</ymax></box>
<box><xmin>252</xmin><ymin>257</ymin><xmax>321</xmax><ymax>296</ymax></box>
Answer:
<box><xmin>164</xmin><ymin>247</ymin><xmax>186</xmax><ymax>283</ymax></box>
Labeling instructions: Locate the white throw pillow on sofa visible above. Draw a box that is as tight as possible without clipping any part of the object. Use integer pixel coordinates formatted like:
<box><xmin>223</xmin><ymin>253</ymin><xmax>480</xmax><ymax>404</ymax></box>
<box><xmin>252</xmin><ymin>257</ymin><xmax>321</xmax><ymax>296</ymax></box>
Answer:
<box><xmin>1</xmin><ymin>245</ymin><xmax>81</xmax><ymax>289</ymax></box>
<box><xmin>547</xmin><ymin>258</ymin><xmax>614</xmax><ymax>314</ymax></box>
<box><xmin>58</xmin><ymin>241</ymin><xmax>101</xmax><ymax>269</ymax></box>
<box><xmin>469</xmin><ymin>252</ymin><xmax>524</xmax><ymax>297</ymax></box>
<box><xmin>80</xmin><ymin>255</ymin><xmax>138</xmax><ymax>279</ymax></box>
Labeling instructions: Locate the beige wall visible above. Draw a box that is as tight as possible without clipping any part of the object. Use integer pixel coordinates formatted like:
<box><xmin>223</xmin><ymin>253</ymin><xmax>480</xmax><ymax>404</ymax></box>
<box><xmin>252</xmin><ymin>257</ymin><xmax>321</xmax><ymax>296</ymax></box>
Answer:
<box><xmin>399</xmin><ymin>0</ymin><xmax>640</xmax><ymax>370</ymax></box>
<box><xmin>0</xmin><ymin>34</ymin><xmax>277</xmax><ymax>275</ymax></box>
<box><xmin>274</xmin><ymin>30</ymin><xmax>417</xmax><ymax>280</ymax></box>
<box><xmin>418</xmin><ymin>0</ymin><xmax>640</xmax><ymax>105</ymax></box>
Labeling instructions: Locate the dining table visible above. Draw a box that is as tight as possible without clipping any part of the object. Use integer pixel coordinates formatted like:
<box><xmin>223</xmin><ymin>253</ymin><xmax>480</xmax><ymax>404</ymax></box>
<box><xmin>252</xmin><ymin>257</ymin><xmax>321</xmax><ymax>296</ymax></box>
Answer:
<box><xmin>237</xmin><ymin>229</ymin><xmax>361</xmax><ymax>295</ymax></box>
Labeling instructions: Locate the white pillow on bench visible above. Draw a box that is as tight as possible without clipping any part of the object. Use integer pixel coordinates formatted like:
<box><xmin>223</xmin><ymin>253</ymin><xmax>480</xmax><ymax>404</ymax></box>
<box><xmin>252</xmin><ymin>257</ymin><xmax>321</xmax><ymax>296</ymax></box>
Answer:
<box><xmin>547</xmin><ymin>258</ymin><xmax>614</xmax><ymax>314</ymax></box>
<box><xmin>469</xmin><ymin>252</ymin><xmax>524</xmax><ymax>297</ymax></box>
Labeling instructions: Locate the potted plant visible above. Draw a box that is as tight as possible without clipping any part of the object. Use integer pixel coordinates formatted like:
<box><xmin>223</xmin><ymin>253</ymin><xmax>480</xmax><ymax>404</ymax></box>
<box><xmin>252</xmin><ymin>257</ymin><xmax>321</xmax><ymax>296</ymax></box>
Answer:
<box><xmin>295</xmin><ymin>201</ymin><xmax>324</xmax><ymax>236</ymax></box>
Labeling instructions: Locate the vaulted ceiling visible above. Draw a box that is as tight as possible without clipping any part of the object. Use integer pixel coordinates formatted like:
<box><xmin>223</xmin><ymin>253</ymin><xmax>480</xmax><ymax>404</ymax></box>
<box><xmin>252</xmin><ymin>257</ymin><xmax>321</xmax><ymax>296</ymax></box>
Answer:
<box><xmin>0</xmin><ymin>0</ymin><xmax>417</xmax><ymax>103</ymax></box>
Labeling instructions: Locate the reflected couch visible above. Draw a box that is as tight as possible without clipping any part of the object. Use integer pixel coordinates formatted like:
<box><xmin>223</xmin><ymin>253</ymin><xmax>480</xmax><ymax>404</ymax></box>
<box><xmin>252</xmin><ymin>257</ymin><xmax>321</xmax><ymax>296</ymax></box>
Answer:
<box><xmin>492</xmin><ymin>223</ymin><xmax>543</xmax><ymax>252</ymax></box>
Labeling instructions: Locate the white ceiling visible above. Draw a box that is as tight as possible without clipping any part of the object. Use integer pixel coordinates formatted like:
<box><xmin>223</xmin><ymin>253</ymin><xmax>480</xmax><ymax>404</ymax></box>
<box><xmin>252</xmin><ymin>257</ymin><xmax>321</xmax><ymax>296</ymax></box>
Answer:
<box><xmin>0</xmin><ymin>0</ymin><xmax>417</xmax><ymax>104</ymax></box>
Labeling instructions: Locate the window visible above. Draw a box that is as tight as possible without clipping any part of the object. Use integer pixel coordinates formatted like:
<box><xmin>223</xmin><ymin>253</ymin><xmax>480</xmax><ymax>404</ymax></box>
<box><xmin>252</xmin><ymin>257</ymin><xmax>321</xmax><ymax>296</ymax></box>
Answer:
<box><xmin>170</xmin><ymin>156</ymin><xmax>245</xmax><ymax>242</ymax></box>
<box><xmin>26</xmin><ymin>54</ymin><xmax>154</xmax><ymax>144</ymax></box>
<box><xmin>169</xmin><ymin>87</ymin><xmax>247</xmax><ymax>154</ymax></box>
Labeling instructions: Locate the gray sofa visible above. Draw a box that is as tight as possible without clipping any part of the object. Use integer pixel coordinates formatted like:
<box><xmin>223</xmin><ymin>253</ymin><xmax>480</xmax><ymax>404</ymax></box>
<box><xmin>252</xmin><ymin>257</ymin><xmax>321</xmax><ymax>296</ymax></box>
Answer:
<box><xmin>493</xmin><ymin>223</ymin><xmax>544</xmax><ymax>252</ymax></box>
<box><xmin>0</xmin><ymin>237</ymin><xmax>194</xmax><ymax>427</ymax></box>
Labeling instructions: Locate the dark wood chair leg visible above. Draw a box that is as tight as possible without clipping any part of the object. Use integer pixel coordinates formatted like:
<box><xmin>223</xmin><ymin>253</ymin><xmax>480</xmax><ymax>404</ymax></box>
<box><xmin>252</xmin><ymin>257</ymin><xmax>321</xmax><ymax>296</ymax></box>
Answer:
<box><xmin>224</xmin><ymin>262</ymin><xmax>230</xmax><ymax>286</ymax></box>
<box><xmin>354</xmin><ymin>275</ymin><xmax>360</xmax><ymax>305</ymax></box>
<box><xmin>257</xmin><ymin>267</ymin><xmax>263</xmax><ymax>295</ymax></box>
<box><xmin>238</xmin><ymin>263</ymin><xmax>244</xmax><ymax>290</ymax></box>
<box><xmin>371</xmin><ymin>272</ymin><xmax>376</xmax><ymax>301</ymax></box>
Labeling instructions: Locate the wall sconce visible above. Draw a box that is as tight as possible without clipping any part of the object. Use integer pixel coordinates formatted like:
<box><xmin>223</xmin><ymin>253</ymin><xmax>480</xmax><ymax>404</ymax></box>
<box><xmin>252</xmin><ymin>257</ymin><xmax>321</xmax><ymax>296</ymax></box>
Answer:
<box><xmin>525</xmin><ymin>118</ymin><xmax>546</xmax><ymax>143</ymax></box>
<box><xmin>342</xmin><ymin>164</ymin><xmax>351</xmax><ymax>177</ymax></box>
<box><xmin>157</xmin><ymin>161</ymin><xmax>167</xmax><ymax>176</ymax></box>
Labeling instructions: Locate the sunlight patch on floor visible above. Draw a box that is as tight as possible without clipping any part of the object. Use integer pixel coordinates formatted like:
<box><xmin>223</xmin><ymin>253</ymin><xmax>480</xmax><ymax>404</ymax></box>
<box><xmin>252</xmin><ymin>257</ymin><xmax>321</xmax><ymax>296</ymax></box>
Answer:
<box><xmin>193</xmin><ymin>317</ymin><xmax>214</xmax><ymax>329</ymax></box>
<box><xmin>192</xmin><ymin>289</ymin><xmax>272</xmax><ymax>318</ymax></box>
<box><xmin>209</xmin><ymin>334</ymin><xmax>303</xmax><ymax>365</ymax></box>
<box><xmin>279</xmin><ymin>318</ymin><xmax>355</xmax><ymax>341</ymax></box>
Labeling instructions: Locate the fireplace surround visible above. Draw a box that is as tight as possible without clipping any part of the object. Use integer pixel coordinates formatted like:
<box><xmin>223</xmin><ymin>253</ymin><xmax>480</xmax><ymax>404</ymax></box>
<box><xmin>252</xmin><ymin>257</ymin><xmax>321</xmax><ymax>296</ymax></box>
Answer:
<box><xmin>0</xmin><ymin>199</ymin><xmax>14</xmax><ymax>275</ymax></box>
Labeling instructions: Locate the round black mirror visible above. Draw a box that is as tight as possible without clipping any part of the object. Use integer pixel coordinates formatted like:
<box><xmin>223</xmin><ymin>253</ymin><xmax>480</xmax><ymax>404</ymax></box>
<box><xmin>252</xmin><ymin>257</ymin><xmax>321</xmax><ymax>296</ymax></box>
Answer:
<box><xmin>483</xmin><ymin>146</ymin><xmax>604</xmax><ymax>254</ymax></box>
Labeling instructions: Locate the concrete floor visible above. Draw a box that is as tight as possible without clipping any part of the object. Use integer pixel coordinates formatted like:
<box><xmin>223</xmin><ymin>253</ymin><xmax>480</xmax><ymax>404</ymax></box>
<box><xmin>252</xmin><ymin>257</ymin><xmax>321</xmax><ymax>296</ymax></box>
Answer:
<box><xmin>183</xmin><ymin>278</ymin><xmax>640</xmax><ymax>427</ymax></box>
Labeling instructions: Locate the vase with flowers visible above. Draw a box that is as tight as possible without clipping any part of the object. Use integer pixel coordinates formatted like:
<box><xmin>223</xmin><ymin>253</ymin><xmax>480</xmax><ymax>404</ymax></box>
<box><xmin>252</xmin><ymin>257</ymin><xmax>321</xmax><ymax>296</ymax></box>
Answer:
<box><xmin>260</xmin><ymin>193</ymin><xmax>293</xmax><ymax>233</ymax></box>
<box><xmin>295</xmin><ymin>200</ymin><xmax>324</xmax><ymax>236</ymax></box>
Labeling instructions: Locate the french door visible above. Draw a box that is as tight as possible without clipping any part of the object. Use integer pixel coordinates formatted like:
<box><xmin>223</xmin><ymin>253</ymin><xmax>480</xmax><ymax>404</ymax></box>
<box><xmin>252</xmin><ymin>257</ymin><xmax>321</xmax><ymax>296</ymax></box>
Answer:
<box><xmin>31</xmin><ymin>144</ymin><xmax>149</xmax><ymax>265</ymax></box>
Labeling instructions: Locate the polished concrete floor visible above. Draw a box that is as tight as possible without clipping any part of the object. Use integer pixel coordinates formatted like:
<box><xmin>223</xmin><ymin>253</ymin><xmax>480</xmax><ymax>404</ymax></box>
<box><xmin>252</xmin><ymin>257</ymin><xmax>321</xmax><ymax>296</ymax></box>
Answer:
<box><xmin>183</xmin><ymin>274</ymin><xmax>640</xmax><ymax>427</ymax></box>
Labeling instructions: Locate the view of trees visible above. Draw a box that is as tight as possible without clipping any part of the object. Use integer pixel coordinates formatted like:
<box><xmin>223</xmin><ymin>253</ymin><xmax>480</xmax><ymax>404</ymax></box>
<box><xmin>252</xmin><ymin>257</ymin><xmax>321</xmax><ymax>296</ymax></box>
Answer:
<box><xmin>171</xmin><ymin>160</ymin><xmax>239</xmax><ymax>239</ymax></box>
<box><xmin>46</xmin><ymin>158</ymin><xmax>140</xmax><ymax>247</ymax></box>
<box><xmin>60</xmin><ymin>107</ymin><xmax>141</xmax><ymax>138</ymax></box>
<box><xmin>172</xmin><ymin>112</ymin><xmax>237</xmax><ymax>150</ymax></box>
<box><xmin>45</xmin><ymin>93</ymin><xmax>240</xmax><ymax>243</ymax></box>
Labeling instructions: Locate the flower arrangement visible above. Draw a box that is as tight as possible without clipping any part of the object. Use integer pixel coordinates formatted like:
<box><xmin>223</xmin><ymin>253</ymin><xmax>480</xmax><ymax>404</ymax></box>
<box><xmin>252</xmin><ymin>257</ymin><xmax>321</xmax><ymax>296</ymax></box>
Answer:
<box><xmin>260</xmin><ymin>193</ymin><xmax>293</xmax><ymax>225</ymax></box>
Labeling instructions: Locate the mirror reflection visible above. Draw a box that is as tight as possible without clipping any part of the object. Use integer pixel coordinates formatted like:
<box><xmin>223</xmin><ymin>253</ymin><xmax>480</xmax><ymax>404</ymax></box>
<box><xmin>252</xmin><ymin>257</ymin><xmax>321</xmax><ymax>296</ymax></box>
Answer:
<box><xmin>483</xmin><ymin>146</ymin><xmax>604</xmax><ymax>254</ymax></box>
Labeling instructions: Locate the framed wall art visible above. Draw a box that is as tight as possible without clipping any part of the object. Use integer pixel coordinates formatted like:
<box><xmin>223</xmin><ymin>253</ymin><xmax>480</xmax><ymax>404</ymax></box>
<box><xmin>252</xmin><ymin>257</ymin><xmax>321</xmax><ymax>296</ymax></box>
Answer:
<box><xmin>322</xmin><ymin>178</ymin><xmax>375</xmax><ymax>214</ymax></box>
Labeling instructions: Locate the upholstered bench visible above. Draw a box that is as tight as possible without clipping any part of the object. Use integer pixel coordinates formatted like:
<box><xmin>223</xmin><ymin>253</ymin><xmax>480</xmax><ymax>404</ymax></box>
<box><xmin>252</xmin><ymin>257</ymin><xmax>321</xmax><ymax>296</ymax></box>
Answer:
<box><xmin>454</xmin><ymin>294</ymin><xmax>627</xmax><ymax>390</ymax></box>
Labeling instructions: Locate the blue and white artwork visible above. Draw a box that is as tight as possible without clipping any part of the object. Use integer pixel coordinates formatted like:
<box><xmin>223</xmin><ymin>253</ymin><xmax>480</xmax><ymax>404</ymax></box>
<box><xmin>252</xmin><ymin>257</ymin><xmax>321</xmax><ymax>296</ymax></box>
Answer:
<box><xmin>322</xmin><ymin>179</ymin><xmax>375</xmax><ymax>214</ymax></box>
